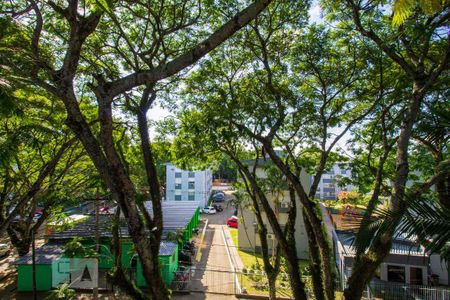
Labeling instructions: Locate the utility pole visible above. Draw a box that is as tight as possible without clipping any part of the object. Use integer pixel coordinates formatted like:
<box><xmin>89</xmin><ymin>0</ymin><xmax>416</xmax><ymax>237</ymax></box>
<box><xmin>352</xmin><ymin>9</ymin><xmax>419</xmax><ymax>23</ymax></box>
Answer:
<box><xmin>93</xmin><ymin>191</ymin><xmax>99</xmax><ymax>300</ymax></box>
<box><xmin>31</xmin><ymin>230</ymin><xmax>37</xmax><ymax>300</ymax></box>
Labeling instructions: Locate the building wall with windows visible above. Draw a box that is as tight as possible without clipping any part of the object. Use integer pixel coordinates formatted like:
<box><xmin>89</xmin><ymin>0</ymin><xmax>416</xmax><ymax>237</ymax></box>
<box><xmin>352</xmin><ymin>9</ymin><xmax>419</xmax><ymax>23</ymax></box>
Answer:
<box><xmin>165</xmin><ymin>163</ymin><xmax>212</xmax><ymax>207</ymax></box>
<box><xmin>313</xmin><ymin>163</ymin><xmax>355</xmax><ymax>200</ymax></box>
<box><xmin>237</xmin><ymin>162</ymin><xmax>310</xmax><ymax>259</ymax></box>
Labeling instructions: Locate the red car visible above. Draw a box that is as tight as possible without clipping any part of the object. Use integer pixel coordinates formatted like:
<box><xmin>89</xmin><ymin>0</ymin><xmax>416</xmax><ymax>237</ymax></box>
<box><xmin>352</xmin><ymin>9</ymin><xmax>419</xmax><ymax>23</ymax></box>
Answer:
<box><xmin>227</xmin><ymin>216</ymin><xmax>238</xmax><ymax>228</ymax></box>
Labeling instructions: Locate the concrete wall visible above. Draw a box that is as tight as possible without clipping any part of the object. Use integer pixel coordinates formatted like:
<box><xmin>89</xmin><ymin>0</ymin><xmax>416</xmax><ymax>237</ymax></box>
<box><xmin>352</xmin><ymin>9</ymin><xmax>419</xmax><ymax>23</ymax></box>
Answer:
<box><xmin>430</xmin><ymin>254</ymin><xmax>450</xmax><ymax>285</ymax></box>
<box><xmin>165</xmin><ymin>163</ymin><xmax>212</xmax><ymax>207</ymax></box>
<box><xmin>237</xmin><ymin>169</ymin><xmax>310</xmax><ymax>260</ymax></box>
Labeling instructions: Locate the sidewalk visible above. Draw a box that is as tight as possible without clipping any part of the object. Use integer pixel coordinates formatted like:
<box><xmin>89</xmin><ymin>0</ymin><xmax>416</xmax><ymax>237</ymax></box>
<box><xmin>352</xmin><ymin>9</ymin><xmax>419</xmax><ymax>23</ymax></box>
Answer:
<box><xmin>222</xmin><ymin>226</ymin><xmax>244</xmax><ymax>271</ymax></box>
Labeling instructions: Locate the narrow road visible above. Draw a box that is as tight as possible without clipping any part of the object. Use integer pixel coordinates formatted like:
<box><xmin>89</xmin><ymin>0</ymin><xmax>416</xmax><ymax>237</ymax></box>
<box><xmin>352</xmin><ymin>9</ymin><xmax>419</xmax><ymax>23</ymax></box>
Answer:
<box><xmin>186</xmin><ymin>189</ymin><xmax>239</xmax><ymax>298</ymax></box>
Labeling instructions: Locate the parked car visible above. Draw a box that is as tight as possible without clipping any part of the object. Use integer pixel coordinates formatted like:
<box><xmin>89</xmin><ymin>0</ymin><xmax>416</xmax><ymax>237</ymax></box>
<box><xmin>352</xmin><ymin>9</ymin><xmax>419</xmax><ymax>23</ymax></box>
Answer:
<box><xmin>212</xmin><ymin>192</ymin><xmax>225</xmax><ymax>202</ymax></box>
<box><xmin>212</xmin><ymin>204</ymin><xmax>223</xmax><ymax>212</ymax></box>
<box><xmin>202</xmin><ymin>206</ymin><xmax>217</xmax><ymax>214</ymax></box>
<box><xmin>227</xmin><ymin>216</ymin><xmax>238</xmax><ymax>228</ymax></box>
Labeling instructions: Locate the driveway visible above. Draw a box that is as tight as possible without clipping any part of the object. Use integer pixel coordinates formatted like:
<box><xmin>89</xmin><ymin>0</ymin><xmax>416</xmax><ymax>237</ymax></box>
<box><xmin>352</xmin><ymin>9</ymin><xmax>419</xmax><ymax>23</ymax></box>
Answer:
<box><xmin>181</xmin><ymin>189</ymin><xmax>240</xmax><ymax>298</ymax></box>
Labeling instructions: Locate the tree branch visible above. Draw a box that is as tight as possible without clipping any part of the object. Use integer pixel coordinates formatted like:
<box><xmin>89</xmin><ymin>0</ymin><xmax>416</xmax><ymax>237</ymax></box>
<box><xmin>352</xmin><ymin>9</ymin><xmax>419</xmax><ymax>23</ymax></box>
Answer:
<box><xmin>105</xmin><ymin>0</ymin><xmax>273</xmax><ymax>97</ymax></box>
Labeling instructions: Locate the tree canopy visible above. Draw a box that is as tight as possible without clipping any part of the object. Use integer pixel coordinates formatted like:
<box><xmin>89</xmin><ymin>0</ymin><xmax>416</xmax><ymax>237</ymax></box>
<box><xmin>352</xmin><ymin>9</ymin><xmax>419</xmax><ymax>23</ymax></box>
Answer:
<box><xmin>0</xmin><ymin>0</ymin><xmax>448</xmax><ymax>299</ymax></box>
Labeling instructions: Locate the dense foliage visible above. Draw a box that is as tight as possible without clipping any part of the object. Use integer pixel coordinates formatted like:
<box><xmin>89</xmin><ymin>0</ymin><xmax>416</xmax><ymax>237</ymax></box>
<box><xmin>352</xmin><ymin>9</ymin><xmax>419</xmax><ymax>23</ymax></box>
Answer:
<box><xmin>0</xmin><ymin>0</ymin><xmax>448</xmax><ymax>299</ymax></box>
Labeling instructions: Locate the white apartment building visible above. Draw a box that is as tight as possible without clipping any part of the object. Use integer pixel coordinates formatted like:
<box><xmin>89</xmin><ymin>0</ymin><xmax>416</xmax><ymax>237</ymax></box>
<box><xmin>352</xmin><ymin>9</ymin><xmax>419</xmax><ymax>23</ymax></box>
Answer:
<box><xmin>238</xmin><ymin>160</ymin><xmax>310</xmax><ymax>259</ymax></box>
<box><xmin>314</xmin><ymin>163</ymin><xmax>355</xmax><ymax>200</ymax></box>
<box><xmin>165</xmin><ymin>163</ymin><xmax>212</xmax><ymax>207</ymax></box>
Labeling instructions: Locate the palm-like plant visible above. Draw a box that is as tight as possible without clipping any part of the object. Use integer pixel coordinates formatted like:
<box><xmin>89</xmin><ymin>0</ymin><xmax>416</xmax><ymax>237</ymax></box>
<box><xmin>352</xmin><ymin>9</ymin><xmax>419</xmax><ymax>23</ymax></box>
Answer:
<box><xmin>355</xmin><ymin>162</ymin><xmax>450</xmax><ymax>258</ymax></box>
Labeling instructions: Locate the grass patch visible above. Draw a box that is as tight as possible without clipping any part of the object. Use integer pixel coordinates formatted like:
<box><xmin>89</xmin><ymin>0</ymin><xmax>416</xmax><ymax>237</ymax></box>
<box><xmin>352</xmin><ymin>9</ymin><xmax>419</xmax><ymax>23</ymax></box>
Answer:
<box><xmin>230</xmin><ymin>228</ymin><xmax>238</xmax><ymax>247</ymax></box>
<box><xmin>229</xmin><ymin>228</ymin><xmax>311</xmax><ymax>298</ymax></box>
<box><xmin>230</xmin><ymin>228</ymin><xmax>263</xmax><ymax>267</ymax></box>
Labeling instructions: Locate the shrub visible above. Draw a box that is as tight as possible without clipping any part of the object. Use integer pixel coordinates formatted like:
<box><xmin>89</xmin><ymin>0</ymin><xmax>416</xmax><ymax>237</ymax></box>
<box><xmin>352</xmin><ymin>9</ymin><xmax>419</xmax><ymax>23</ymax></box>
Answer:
<box><xmin>338</xmin><ymin>191</ymin><xmax>360</xmax><ymax>204</ymax></box>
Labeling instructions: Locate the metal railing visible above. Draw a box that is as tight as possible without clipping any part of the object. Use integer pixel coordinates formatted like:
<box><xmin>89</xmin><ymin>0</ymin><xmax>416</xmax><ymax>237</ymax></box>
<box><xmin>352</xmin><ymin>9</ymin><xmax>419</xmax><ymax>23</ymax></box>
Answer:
<box><xmin>367</xmin><ymin>281</ymin><xmax>450</xmax><ymax>300</ymax></box>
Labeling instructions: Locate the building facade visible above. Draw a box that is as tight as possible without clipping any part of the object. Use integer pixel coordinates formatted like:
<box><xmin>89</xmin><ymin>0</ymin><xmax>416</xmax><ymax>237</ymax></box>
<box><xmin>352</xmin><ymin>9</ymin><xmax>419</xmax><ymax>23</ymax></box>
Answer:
<box><xmin>165</xmin><ymin>163</ymin><xmax>212</xmax><ymax>207</ymax></box>
<box><xmin>319</xmin><ymin>204</ymin><xmax>450</xmax><ymax>292</ymax></box>
<box><xmin>237</xmin><ymin>161</ymin><xmax>310</xmax><ymax>260</ymax></box>
<box><xmin>314</xmin><ymin>163</ymin><xmax>355</xmax><ymax>200</ymax></box>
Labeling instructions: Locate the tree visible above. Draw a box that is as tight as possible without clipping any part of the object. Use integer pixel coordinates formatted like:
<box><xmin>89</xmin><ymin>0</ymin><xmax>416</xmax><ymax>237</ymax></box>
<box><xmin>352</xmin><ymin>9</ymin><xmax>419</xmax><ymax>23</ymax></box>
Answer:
<box><xmin>235</xmin><ymin>155</ymin><xmax>286</xmax><ymax>300</ymax></box>
<box><xmin>1</xmin><ymin>1</ymin><xmax>273</xmax><ymax>298</ymax></box>
<box><xmin>173</xmin><ymin>109</ymin><xmax>306</xmax><ymax>299</ymax></box>
<box><xmin>322</xmin><ymin>1</ymin><xmax>450</xmax><ymax>298</ymax></box>
<box><xmin>0</xmin><ymin>83</ymin><xmax>97</xmax><ymax>255</ymax></box>
<box><xmin>392</xmin><ymin>0</ymin><xmax>449</xmax><ymax>26</ymax></box>
<box><xmin>174</xmin><ymin>8</ymin><xmax>393</xmax><ymax>295</ymax></box>
<box><xmin>212</xmin><ymin>155</ymin><xmax>238</xmax><ymax>181</ymax></box>
<box><xmin>411</xmin><ymin>96</ymin><xmax>449</xmax><ymax>209</ymax></box>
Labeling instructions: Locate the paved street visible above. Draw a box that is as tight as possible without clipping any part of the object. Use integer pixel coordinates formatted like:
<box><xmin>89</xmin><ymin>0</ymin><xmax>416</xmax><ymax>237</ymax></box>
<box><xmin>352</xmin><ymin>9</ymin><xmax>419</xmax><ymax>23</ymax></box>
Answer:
<box><xmin>174</xmin><ymin>188</ymin><xmax>240</xmax><ymax>299</ymax></box>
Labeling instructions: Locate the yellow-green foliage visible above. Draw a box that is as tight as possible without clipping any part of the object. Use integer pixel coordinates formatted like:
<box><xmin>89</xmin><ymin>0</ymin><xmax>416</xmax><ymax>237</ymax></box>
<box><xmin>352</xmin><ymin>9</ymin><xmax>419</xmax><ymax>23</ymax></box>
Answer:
<box><xmin>393</xmin><ymin>0</ymin><xmax>448</xmax><ymax>26</ymax></box>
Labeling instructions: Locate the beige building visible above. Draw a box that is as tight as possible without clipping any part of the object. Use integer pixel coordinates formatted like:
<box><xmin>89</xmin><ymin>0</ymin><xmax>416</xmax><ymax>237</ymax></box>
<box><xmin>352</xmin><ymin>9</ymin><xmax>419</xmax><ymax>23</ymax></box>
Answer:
<box><xmin>237</xmin><ymin>161</ymin><xmax>310</xmax><ymax>260</ymax></box>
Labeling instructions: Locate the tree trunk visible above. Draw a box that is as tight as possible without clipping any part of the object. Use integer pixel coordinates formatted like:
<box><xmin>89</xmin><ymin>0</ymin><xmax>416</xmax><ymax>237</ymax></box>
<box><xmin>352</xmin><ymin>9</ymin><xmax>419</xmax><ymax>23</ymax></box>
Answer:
<box><xmin>107</xmin><ymin>208</ymin><xmax>148</xmax><ymax>300</ymax></box>
<box><xmin>436</xmin><ymin>174</ymin><xmax>450</xmax><ymax>210</ymax></box>
<box><xmin>62</xmin><ymin>91</ymin><xmax>169</xmax><ymax>300</ymax></box>
<box><xmin>304</xmin><ymin>212</ymin><xmax>326</xmax><ymax>300</ymax></box>
<box><xmin>262</xmin><ymin>145</ymin><xmax>335</xmax><ymax>300</ymax></box>
<box><xmin>236</xmin><ymin>163</ymin><xmax>280</xmax><ymax>299</ymax></box>
<box><xmin>135</xmin><ymin>90</ymin><xmax>171</xmax><ymax>299</ymax></box>
<box><xmin>258</xmin><ymin>223</ymin><xmax>279</xmax><ymax>300</ymax></box>
<box><xmin>344</xmin><ymin>79</ymin><xmax>425</xmax><ymax>300</ymax></box>
<box><xmin>8</xmin><ymin>225</ymin><xmax>32</xmax><ymax>256</ymax></box>
<box><xmin>268</xmin><ymin>273</ymin><xmax>277</xmax><ymax>300</ymax></box>
<box><xmin>234</xmin><ymin>158</ymin><xmax>308</xmax><ymax>300</ymax></box>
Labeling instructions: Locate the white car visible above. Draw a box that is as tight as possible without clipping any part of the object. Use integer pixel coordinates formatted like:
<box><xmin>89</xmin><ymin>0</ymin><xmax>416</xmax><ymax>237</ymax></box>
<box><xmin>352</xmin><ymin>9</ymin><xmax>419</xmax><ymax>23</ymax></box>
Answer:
<box><xmin>202</xmin><ymin>206</ymin><xmax>217</xmax><ymax>214</ymax></box>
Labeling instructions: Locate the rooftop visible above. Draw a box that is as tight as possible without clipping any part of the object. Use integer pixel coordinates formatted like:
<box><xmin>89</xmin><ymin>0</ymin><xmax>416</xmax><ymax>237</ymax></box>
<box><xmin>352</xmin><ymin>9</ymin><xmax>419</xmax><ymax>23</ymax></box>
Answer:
<box><xmin>15</xmin><ymin>242</ymin><xmax>65</xmax><ymax>265</ymax></box>
<box><xmin>336</xmin><ymin>230</ymin><xmax>426</xmax><ymax>257</ymax></box>
<box><xmin>46</xmin><ymin>201</ymin><xmax>199</xmax><ymax>240</ymax></box>
<box><xmin>15</xmin><ymin>240</ymin><xmax>178</xmax><ymax>265</ymax></box>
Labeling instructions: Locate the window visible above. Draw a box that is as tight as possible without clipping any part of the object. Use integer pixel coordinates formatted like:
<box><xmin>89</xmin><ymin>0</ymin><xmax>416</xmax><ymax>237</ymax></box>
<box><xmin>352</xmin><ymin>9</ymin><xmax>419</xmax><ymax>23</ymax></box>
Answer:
<box><xmin>387</xmin><ymin>265</ymin><xmax>405</xmax><ymax>283</ymax></box>
<box><xmin>175</xmin><ymin>172</ymin><xmax>182</xmax><ymax>178</ymax></box>
<box><xmin>188</xmin><ymin>182</ymin><xmax>195</xmax><ymax>189</ymax></box>
<box><xmin>188</xmin><ymin>192</ymin><xmax>195</xmax><ymax>201</ymax></box>
<box><xmin>188</xmin><ymin>172</ymin><xmax>195</xmax><ymax>178</ymax></box>
<box><xmin>341</xmin><ymin>169</ymin><xmax>347</xmax><ymax>175</ymax></box>
<box><xmin>175</xmin><ymin>183</ymin><xmax>182</xmax><ymax>189</ymax></box>
<box><xmin>175</xmin><ymin>195</ymin><xmax>182</xmax><ymax>201</ymax></box>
